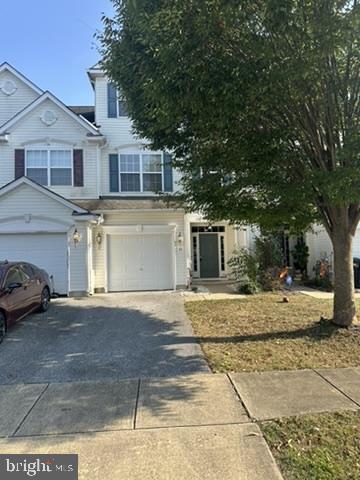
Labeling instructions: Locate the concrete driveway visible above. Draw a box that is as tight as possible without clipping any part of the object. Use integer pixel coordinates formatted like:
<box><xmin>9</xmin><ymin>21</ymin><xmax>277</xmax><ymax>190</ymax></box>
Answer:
<box><xmin>0</xmin><ymin>292</ymin><xmax>209</xmax><ymax>384</ymax></box>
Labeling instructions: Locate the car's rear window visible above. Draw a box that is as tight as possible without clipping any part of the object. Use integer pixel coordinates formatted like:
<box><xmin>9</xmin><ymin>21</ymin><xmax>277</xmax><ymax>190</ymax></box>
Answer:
<box><xmin>21</xmin><ymin>264</ymin><xmax>36</xmax><ymax>278</ymax></box>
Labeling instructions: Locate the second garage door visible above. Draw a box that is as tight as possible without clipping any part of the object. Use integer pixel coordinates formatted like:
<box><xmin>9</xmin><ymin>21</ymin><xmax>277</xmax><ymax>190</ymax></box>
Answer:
<box><xmin>107</xmin><ymin>234</ymin><xmax>174</xmax><ymax>291</ymax></box>
<box><xmin>0</xmin><ymin>233</ymin><xmax>68</xmax><ymax>294</ymax></box>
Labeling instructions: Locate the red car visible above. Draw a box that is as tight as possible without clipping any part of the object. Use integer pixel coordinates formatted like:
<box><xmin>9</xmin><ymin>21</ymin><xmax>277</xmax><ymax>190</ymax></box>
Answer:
<box><xmin>0</xmin><ymin>261</ymin><xmax>51</xmax><ymax>343</ymax></box>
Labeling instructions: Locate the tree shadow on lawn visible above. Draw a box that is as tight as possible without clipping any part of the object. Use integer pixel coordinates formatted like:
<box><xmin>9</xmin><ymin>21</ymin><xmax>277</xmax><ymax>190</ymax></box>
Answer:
<box><xmin>190</xmin><ymin>319</ymin><xmax>347</xmax><ymax>344</ymax></box>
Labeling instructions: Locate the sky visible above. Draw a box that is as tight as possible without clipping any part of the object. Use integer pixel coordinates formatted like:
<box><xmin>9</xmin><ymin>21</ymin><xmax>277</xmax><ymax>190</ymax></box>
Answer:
<box><xmin>0</xmin><ymin>0</ymin><xmax>115</xmax><ymax>105</ymax></box>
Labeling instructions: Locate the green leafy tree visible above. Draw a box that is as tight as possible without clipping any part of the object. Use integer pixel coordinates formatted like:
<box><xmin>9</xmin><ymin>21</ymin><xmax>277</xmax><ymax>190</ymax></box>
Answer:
<box><xmin>99</xmin><ymin>0</ymin><xmax>360</xmax><ymax>326</ymax></box>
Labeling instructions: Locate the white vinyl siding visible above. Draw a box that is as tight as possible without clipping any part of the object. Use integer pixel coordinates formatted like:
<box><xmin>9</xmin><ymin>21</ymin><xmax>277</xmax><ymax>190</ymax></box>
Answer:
<box><xmin>95</xmin><ymin>76</ymin><xmax>134</xmax><ymax>145</ymax></box>
<box><xmin>1</xmin><ymin>98</ymin><xmax>98</xmax><ymax>198</ymax></box>
<box><xmin>0</xmin><ymin>183</ymin><xmax>91</xmax><ymax>295</ymax></box>
<box><xmin>306</xmin><ymin>226</ymin><xmax>333</xmax><ymax>276</ymax></box>
<box><xmin>0</xmin><ymin>70</ymin><xmax>40</xmax><ymax>127</ymax></box>
<box><xmin>95</xmin><ymin>76</ymin><xmax>180</xmax><ymax>196</ymax></box>
<box><xmin>306</xmin><ymin>225</ymin><xmax>360</xmax><ymax>277</ymax></box>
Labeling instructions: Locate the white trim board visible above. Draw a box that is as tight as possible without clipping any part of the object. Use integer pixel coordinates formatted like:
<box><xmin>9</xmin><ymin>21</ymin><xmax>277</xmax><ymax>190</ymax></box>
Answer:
<box><xmin>103</xmin><ymin>224</ymin><xmax>177</xmax><ymax>235</ymax></box>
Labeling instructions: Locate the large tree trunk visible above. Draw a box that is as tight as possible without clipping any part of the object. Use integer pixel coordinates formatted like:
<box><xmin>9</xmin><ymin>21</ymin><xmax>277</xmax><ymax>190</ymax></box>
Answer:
<box><xmin>331</xmin><ymin>226</ymin><xmax>357</xmax><ymax>327</ymax></box>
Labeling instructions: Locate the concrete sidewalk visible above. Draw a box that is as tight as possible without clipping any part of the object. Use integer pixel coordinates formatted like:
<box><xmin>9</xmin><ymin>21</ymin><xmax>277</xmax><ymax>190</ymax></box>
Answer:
<box><xmin>295</xmin><ymin>285</ymin><xmax>360</xmax><ymax>299</ymax></box>
<box><xmin>0</xmin><ymin>368</ymin><xmax>359</xmax><ymax>479</ymax></box>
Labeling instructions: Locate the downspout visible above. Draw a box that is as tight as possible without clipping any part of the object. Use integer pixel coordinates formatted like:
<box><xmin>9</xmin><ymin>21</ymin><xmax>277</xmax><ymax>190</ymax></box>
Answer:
<box><xmin>88</xmin><ymin>215</ymin><xmax>104</xmax><ymax>295</ymax></box>
<box><xmin>97</xmin><ymin>139</ymin><xmax>108</xmax><ymax>198</ymax></box>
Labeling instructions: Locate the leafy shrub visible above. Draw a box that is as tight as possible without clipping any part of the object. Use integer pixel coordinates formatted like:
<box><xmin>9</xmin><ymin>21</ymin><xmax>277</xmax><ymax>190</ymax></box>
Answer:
<box><xmin>228</xmin><ymin>248</ymin><xmax>259</xmax><ymax>294</ymax></box>
<box><xmin>291</xmin><ymin>240</ymin><xmax>309</xmax><ymax>277</ymax></box>
<box><xmin>255</xmin><ymin>236</ymin><xmax>284</xmax><ymax>271</ymax></box>
<box><xmin>304</xmin><ymin>276</ymin><xmax>333</xmax><ymax>291</ymax></box>
<box><xmin>259</xmin><ymin>267</ymin><xmax>282</xmax><ymax>291</ymax></box>
<box><xmin>255</xmin><ymin>235</ymin><xmax>284</xmax><ymax>291</ymax></box>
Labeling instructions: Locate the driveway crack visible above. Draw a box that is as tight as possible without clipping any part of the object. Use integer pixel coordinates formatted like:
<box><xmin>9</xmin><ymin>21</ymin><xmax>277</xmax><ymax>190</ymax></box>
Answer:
<box><xmin>11</xmin><ymin>383</ymin><xmax>50</xmax><ymax>437</ymax></box>
<box><xmin>133</xmin><ymin>379</ymin><xmax>141</xmax><ymax>429</ymax></box>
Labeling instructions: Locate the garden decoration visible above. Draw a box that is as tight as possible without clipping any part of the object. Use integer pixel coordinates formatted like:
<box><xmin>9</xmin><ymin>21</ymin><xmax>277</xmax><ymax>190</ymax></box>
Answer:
<box><xmin>279</xmin><ymin>267</ymin><xmax>293</xmax><ymax>303</ymax></box>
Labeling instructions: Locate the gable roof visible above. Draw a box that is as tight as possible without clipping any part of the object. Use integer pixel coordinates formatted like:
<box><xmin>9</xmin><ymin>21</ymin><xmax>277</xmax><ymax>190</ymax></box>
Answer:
<box><xmin>0</xmin><ymin>62</ymin><xmax>43</xmax><ymax>95</ymax></box>
<box><xmin>68</xmin><ymin>105</ymin><xmax>95</xmax><ymax>124</ymax></box>
<box><xmin>0</xmin><ymin>176</ymin><xmax>93</xmax><ymax>214</ymax></box>
<box><xmin>0</xmin><ymin>91</ymin><xmax>102</xmax><ymax>137</ymax></box>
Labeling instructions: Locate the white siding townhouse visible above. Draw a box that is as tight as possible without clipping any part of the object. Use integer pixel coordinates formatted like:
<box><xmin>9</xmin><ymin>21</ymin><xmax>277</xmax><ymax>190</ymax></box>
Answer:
<box><xmin>0</xmin><ymin>62</ymin><xmax>251</xmax><ymax>296</ymax></box>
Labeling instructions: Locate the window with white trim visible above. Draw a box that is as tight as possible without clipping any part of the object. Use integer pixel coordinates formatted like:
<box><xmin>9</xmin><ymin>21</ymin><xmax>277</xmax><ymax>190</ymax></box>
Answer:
<box><xmin>117</xmin><ymin>92</ymin><xmax>127</xmax><ymax>117</ymax></box>
<box><xmin>119</xmin><ymin>153</ymin><xmax>163</xmax><ymax>192</ymax></box>
<box><xmin>26</xmin><ymin>149</ymin><xmax>72</xmax><ymax>186</ymax></box>
<box><xmin>119</xmin><ymin>154</ymin><xmax>140</xmax><ymax>192</ymax></box>
<box><xmin>142</xmin><ymin>154</ymin><xmax>162</xmax><ymax>192</ymax></box>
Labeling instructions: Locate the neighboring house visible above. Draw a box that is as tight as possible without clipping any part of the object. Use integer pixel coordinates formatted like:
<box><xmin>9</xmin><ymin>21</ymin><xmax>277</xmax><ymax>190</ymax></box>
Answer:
<box><xmin>0</xmin><ymin>62</ymin><xmax>249</xmax><ymax>295</ymax></box>
<box><xmin>305</xmin><ymin>226</ymin><xmax>360</xmax><ymax>278</ymax></box>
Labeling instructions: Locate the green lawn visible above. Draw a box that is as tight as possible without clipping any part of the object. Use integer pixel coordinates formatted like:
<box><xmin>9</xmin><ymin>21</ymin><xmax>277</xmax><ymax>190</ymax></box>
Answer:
<box><xmin>261</xmin><ymin>411</ymin><xmax>360</xmax><ymax>480</ymax></box>
<box><xmin>185</xmin><ymin>293</ymin><xmax>360</xmax><ymax>372</ymax></box>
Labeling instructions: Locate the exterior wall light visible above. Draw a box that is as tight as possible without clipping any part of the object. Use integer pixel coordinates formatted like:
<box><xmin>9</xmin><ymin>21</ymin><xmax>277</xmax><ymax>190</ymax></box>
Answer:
<box><xmin>73</xmin><ymin>228</ymin><xmax>81</xmax><ymax>247</ymax></box>
<box><xmin>177</xmin><ymin>232</ymin><xmax>184</xmax><ymax>246</ymax></box>
<box><xmin>96</xmin><ymin>232</ymin><xmax>102</xmax><ymax>246</ymax></box>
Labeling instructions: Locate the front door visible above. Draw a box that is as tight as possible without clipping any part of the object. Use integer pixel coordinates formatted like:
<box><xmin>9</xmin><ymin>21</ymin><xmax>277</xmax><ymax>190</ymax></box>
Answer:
<box><xmin>199</xmin><ymin>234</ymin><xmax>219</xmax><ymax>278</ymax></box>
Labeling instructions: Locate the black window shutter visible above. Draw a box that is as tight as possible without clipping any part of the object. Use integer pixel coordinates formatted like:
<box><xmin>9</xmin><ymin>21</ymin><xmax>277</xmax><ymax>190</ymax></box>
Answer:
<box><xmin>109</xmin><ymin>154</ymin><xmax>119</xmax><ymax>192</ymax></box>
<box><xmin>163</xmin><ymin>153</ymin><xmax>173</xmax><ymax>192</ymax></box>
<box><xmin>15</xmin><ymin>149</ymin><xmax>25</xmax><ymax>179</ymax></box>
<box><xmin>73</xmin><ymin>149</ymin><xmax>84</xmax><ymax>187</ymax></box>
<box><xmin>107</xmin><ymin>83</ymin><xmax>117</xmax><ymax>118</ymax></box>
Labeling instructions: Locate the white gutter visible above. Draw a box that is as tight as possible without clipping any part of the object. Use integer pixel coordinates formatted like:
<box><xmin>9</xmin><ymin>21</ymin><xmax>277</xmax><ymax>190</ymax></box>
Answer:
<box><xmin>96</xmin><ymin>139</ymin><xmax>108</xmax><ymax>199</ymax></box>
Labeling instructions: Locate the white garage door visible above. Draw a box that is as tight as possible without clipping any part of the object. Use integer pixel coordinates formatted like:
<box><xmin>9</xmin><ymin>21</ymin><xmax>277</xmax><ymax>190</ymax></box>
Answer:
<box><xmin>108</xmin><ymin>234</ymin><xmax>174</xmax><ymax>291</ymax></box>
<box><xmin>0</xmin><ymin>233</ymin><xmax>68</xmax><ymax>294</ymax></box>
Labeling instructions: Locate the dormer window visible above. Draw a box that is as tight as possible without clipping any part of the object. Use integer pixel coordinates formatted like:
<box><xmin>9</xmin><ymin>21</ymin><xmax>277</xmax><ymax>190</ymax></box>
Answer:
<box><xmin>107</xmin><ymin>83</ymin><xmax>127</xmax><ymax>118</ymax></box>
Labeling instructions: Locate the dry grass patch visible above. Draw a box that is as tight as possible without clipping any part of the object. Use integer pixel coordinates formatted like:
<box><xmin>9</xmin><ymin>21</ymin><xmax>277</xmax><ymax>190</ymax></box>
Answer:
<box><xmin>185</xmin><ymin>293</ymin><xmax>360</xmax><ymax>372</ymax></box>
<box><xmin>261</xmin><ymin>412</ymin><xmax>360</xmax><ymax>480</ymax></box>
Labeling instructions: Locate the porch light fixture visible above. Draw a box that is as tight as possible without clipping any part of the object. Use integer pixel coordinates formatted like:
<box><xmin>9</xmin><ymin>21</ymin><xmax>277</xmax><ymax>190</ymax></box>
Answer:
<box><xmin>73</xmin><ymin>228</ymin><xmax>81</xmax><ymax>246</ymax></box>
<box><xmin>177</xmin><ymin>232</ymin><xmax>184</xmax><ymax>246</ymax></box>
<box><xmin>95</xmin><ymin>232</ymin><xmax>102</xmax><ymax>246</ymax></box>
